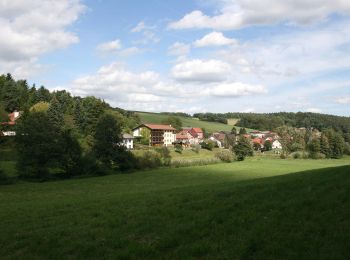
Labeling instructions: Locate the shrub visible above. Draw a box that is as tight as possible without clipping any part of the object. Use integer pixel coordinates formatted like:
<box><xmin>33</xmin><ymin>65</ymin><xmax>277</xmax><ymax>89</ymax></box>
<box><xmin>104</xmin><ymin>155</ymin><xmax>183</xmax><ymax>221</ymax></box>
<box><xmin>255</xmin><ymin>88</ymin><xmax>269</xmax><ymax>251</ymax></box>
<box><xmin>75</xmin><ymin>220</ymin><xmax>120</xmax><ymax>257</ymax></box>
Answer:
<box><xmin>171</xmin><ymin>157</ymin><xmax>220</xmax><ymax>168</ymax></box>
<box><xmin>156</xmin><ymin>147</ymin><xmax>172</xmax><ymax>166</ymax></box>
<box><xmin>191</xmin><ymin>144</ymin><xmax>200</xmax><ymax>154</ymax></box>
<box><xmin>215</xmin><ymin>150</ymin><xmax>234</xmax><ymax>162</ymax></box>
<box><xmin>201</xmin><ymin>141</ymin><xmax>215</xmax><ymax>151</ymax></box>
<box><xmin>0</xmin><ymin>169</ymin><xmax>10</xmax><ymax>184</ymax></box>
<box><xmin>292</xmin><ymin>152</ymin><xmax>301</xmax><ymax>159</ymax></box>
<box><xmin>137</xmin><ymin>150</ymin><xmax>162</xmax><ymax>169</ymax></box>
<box><xmin>174</xmin><ymin>144</ymin><xmax>183</xmax><ymax>154</ymax></box>
<box><xmin>280</xmin><ymin>154</ymin><xmax>286</xmax><ymax>159</ymax></box>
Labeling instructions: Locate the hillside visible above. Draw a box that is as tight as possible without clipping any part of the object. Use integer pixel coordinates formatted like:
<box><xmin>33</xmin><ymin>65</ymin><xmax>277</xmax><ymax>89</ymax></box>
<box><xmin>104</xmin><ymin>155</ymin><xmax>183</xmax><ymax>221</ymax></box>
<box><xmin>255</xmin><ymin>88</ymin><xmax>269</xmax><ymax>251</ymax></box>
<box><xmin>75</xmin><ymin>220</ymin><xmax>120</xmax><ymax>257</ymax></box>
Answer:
<box><xmin>1</xmin><ymin>158</ymin><xmax>349</xmax><ymax>259</ymax></box>
<box><xmin>135</xmin><ymin>112</ymin><xmax>250</xmax><ymax>133</ymax></box>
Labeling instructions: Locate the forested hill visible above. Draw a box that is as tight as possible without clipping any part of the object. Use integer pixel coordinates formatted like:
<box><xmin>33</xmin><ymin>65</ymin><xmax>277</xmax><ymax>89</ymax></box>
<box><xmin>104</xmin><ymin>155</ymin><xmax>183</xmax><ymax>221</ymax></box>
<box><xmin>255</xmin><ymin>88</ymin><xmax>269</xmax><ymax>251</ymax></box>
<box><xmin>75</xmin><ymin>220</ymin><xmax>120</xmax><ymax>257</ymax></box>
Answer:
<box><xmin>193</xmin><ymin>112</ymin><xmax>350</xmax><ymax>133</ymax></box>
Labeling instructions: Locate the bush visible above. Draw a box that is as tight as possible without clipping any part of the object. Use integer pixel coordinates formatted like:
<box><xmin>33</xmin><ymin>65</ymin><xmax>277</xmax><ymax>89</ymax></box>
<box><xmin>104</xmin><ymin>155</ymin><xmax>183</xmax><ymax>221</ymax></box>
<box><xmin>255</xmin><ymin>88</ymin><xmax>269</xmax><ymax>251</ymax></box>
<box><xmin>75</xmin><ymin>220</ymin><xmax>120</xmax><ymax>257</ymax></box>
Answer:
<box><xmin>79</xmin><ymin>153</ymin><xmax>105</xmax><ymax>176</ymax></box>
<box><xmin>156</xmin><ymin>147</ymin><xmax>172</xmax><ymax>166</ymax></box>
<box><xmin>215</xmin><ymin>150</ymin><xmax>234</xmax><ymax>162</ymax></box>
<box><xmin>174</xmin><ymin>144</ymin><xmax>183</xmax><ymax>154</ymax></box>
<box><xmin>191</xmin><ymin>144</ymin><xmax>200</xmax><ymax>154</ymax></box>
<box><xmin>280</xmin><ymin>154</ymin><xmax>286</xmax><ymax>159</ymax></box>
<box><xmin>0</xmin><ymin>169</ymin><xmax>10</xmax><ymax>184</ymax></box>
<box><xmin>171</xmin><ymin>158</ymin><xmax>220</xmax><ymax>168</ymax></box>
<box><xmin>309</xmin><ymin>152</ymin><xmax>326</xmax><ymax>159</ymax></box>
<box><xmin>292</xmin><ymin>152</ymin><xmax>301</xmax><ymax>159</ymax></box>
<box><xmin>136</xmin><ymin>150</ymin><xmax>162</xmax><ymax>169</ymax></box>
<box><xmin>200</xmin><ymin>141</ymin><xmax>215</xmax><ymax>151</ymax></box>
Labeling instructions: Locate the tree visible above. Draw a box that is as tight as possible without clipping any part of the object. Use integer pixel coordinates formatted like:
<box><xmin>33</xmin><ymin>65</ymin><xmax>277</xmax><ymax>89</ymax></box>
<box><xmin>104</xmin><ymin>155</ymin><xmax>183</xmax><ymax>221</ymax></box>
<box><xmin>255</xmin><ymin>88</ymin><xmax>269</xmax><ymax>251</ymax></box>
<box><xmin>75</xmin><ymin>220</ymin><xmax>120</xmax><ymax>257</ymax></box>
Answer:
<box><xmin>161</xmin><ymin>116</ymin><xmax>182</xmax><ymax>130</ymax></box>
<box><xmin>30</xmin><ymin>102</ymin><xmax>50</xmax><ymax>113</ymax></box>
<box><xmin>60</xmin><ymin>130</ymin><xmax>82</xmax><ymax>176</ymax></box>
<box><xmin>233</xmin><ymin>136</ymin><xmax>253</xmax><ymax>161</ymax></box>
<box><xmin>47</xmin><ymin>96</ymin><xmax>64</xmax><ymax>130</ymax></box>
<box><xmin>308</xmin><ymin>138</ymin><xmax>321</xmax><ymax>159</ymax></box>
<box><xmin>156</xmin><ymin>146</ymin><xmax>172</xmax><ymax>166</ymax></box>
<box><xmin>264</xmin><ymin>140</ymin><xmax>272</xmax><ymax>151</ymax></box>
<box><xmin>320</xmin><ymin>133</ymin><xmax>330</xmax><ymax>158</ymax></box>
<box><xmin>231</xmin><ymin>127</ymin><xmax>237</xmax><ymax>135</ymax></box>
<box><xmin>253</xmin><ymin>142</ymin><xmax>261</xmax><ymax>151</ymax></box>
<box><xmin>93</xmin><ymin>114</ymin><xmax>122</xmax><ymax>168</ymax></box>
<box><xmin>239</xmin><ymin>127</ymin><xmax>247</xmax><ymax>135</ymax></box>
<box><xmin>16</xmin><ymin>112</ymin><xmax>62</xmax><ymax>179</ymax></box>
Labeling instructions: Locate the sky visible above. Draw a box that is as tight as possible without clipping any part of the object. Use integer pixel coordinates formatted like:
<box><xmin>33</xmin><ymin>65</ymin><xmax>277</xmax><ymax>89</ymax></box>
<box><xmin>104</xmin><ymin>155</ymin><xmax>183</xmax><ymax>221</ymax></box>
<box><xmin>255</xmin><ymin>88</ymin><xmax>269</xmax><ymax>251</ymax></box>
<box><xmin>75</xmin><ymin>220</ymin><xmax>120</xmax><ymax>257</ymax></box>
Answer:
<box><xmin>0</xmin><ymin>0</ymin><xmax>350</xmax><ymax>116</ymax></box>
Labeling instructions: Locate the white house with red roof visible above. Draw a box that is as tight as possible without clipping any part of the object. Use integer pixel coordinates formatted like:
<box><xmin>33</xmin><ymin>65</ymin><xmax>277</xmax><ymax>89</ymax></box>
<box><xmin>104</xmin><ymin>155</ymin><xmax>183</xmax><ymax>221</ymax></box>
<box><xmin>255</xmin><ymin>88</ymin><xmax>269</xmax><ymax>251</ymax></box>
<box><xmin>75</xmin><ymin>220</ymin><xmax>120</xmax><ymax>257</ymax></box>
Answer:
<box><xmin>1</xmin><ymin>111</ymin><xmax>22</xmax><ymax>136</ymax></box>
<box><xmin>176</xmin><ymin>128</ymin><xmax>201</xmax><ymax>145</ymax></box>
<box><xmin>133</xmin><ymin>124</ymin><xmax>176</xmax><ymax>146</ymax></box>
<box><xmin>189</xmin><ymin>128</ymin><xmax>204</xmax><ymax>139</ymax></box>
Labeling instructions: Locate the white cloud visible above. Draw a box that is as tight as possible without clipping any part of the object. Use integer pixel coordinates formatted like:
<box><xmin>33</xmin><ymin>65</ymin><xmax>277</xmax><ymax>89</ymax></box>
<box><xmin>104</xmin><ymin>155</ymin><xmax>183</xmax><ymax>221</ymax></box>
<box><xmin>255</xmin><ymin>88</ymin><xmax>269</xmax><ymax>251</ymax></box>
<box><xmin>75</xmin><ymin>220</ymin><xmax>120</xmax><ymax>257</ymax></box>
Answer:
<box><xmin>0</xmin><ymin>0</ymin><xmax>85</xmax><ymax>78</ymax></box>
<box><xmin>171</xmin><ymin>59</ymin><xmax>232</xmax><ymax>82</ymax></box>
<box><xmin>168</xmin><ymin>42</ymin><xmax>191</xmax><ymax>56</ymax></box>
<box><xmin>169</xmin><ymin>0</ymin><xmax>350</xmax><ymax>30</ymax></box>
<box><xmin>131</xmin><ymin>21</ymin><xmax>155</xmax><ymax>33</ymax></box>
<box><xmin>193</xmin><ymin>31</ymin><xmax>237</xmax><ymax>47</ymax></box>
<box><xmin>205</xmin><ymin>82</ymin><xmax>267</xmax><ymax>97</ymax></box>
<box><xmin>131</xmin><ymin>21</ymin><xmax>159</xmax><ymax>45</ymax></box>
<box><xmin>118</xmin><ymin>47</ymin><xmax>142</xmax><ymax>57</ymax></box>
<box><xmin>96</xmin><ymin>39</ymin><xmax>122</xmax><ymax>52</ymax></box>
<box><xmin>336</xmin><ymin>97</ymin><xmax>350</xmax><ymax>104</ymax></box>
<box><xmin>306</xmin><ymin>107</ymin><xmax>322</xmax><ymax>113</ymax></box>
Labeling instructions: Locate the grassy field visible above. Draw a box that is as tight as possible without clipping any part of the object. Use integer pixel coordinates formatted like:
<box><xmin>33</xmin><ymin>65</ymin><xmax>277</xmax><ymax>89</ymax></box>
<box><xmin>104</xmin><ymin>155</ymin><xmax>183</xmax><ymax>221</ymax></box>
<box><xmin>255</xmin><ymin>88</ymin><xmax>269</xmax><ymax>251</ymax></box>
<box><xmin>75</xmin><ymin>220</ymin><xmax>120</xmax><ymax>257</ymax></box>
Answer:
<box><xmin>1</xmin><ymin>157</ymin><xmax>350</xmax><ymax>259</ymax></box>
<box><xmin>136</xmin><ymin>112</ymin><xmax>251</xmax><ymax>133</ymax></box>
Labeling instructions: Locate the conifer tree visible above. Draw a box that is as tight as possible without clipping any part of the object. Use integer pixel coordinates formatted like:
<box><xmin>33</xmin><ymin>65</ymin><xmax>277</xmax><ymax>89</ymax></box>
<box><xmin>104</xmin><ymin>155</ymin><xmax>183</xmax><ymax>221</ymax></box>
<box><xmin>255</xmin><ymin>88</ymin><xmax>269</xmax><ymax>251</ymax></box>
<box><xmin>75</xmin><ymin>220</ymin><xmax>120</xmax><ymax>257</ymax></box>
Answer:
<box><xmin>48</xmin><ymin>96</ymin><xmax>64</xmax><ymax>130</ymax></box>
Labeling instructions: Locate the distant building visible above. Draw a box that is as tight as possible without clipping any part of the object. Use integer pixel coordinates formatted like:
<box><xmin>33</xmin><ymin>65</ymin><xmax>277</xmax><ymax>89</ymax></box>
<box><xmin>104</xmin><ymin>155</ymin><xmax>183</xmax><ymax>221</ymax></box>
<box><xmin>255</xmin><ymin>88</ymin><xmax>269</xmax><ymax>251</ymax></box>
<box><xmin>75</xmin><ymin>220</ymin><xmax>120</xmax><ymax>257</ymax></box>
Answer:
<box><xmin>133</xmin><ymin>124</ymin><xmax>176</xmax><ymax>146</ymax></box>
<box><xmin>188</xmin><ymin>128</ymin><xmax>204</xmax><ymax>140</ymax></box>
<box><xmin>121</xmin><ymin>133</ymin><xmax>134</xmax><ymax>149</ymax></box>
<box><xmin>272</xmin><ymin>140</ymin><xmax>282</xmax><ymax>149</ymax></box>
<box><xmin>1</xmin><ymin>111</ymin><xmax>22</xmax><ymax>136</ymax></box>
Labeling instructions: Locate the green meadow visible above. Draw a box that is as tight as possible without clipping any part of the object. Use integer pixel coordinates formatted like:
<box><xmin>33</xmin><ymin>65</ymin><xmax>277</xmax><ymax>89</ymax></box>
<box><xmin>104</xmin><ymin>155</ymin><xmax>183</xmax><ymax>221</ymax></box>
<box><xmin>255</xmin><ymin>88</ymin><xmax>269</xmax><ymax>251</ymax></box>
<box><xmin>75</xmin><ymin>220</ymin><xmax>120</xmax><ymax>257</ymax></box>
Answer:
<box><xmin>136</xmin><ymin>111</ymin><xmax>250</xmax><ymax>133</ymax></box>
<box><xmin>1</xmin><ymin>157</ymin><xmax>350</xmax><ymax>259</ymax></box>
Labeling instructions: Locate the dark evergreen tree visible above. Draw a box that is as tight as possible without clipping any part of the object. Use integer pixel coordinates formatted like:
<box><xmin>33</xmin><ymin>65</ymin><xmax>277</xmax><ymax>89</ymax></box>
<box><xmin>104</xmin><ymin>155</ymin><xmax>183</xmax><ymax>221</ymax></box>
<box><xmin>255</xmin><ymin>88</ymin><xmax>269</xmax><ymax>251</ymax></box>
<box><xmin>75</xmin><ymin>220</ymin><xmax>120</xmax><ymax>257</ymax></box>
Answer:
<box><xmin>231</xmin><ymin>127</ymin><xmax>237</xmax><ymax>135</ymax></box>
<box><xmin>16</xmin><ymin>112</ymin><xmax>62</xmax><ymax>179</ymax></box>
<box><xmin>320</xmin><ymin>133</ymin><xmax>330</xmax><ymax>158</ymax></box>
<box><xmin>233</xmin><ymin>136</ymin><xmax>253</xmax><ymax>161</ymax></box>
<box><xmin>47</xmin><ymin>96</ymin><xmax>64</xmax><ymax>130</ymax></box>
<box><xmin>308</xmin><ymin>138</ymin><xmax>321</xmax><ymax>159</ymax></box>
<box><xmin>93</xmin><ymin>114</ymin><xmax>122</xmax><ymax>168</ymax></box>
<box><xmin>239</xmin><ymin>127</ymin><xmax>247</xmax><ymax>135</ymax></box>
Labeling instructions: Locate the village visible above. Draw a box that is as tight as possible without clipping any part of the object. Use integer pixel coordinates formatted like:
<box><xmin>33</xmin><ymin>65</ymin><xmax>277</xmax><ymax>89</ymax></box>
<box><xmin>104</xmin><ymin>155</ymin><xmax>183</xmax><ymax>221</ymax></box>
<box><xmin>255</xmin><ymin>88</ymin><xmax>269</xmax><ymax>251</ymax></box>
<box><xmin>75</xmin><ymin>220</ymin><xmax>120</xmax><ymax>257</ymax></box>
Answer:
<box><xmin>1</xmin><ymin>111</ymin><xmax>283</xmax><ymax>153</ymax></box>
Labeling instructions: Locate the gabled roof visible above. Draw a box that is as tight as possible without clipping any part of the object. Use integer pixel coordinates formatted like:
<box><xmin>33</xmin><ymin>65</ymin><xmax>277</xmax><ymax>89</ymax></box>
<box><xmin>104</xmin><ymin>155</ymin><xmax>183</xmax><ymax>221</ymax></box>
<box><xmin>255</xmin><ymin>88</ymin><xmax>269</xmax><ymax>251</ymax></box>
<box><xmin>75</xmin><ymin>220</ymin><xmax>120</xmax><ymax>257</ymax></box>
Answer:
<box><xmin>134</xmin><ymin>124</ymin><xmax>176</xmax><ymax>131</ymax></box>
<box><xmin>191</xmin><ymin>127</ymin><xmax>203</xmax><ymax>133</ymax></box>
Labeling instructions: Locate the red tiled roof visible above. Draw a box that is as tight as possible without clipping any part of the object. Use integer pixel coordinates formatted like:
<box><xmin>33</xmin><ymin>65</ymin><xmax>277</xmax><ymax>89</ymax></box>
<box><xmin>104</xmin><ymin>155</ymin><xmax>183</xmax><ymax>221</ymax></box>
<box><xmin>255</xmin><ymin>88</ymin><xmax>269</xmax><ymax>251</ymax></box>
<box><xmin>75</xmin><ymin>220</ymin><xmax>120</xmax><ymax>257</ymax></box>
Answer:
<box><xmin>143</xmin><ymin>124</ymin><xmax>176</xmax><ymax>131</ymax></box>
<box><xmin>252</xmin><ymin>138</ymin><xmax>263</xmax><ymax>144</ymax></box>
<box><xmin>191</xmin><ymin>127</ymin><xmax>203</xmax><ymax>133</ymax></box>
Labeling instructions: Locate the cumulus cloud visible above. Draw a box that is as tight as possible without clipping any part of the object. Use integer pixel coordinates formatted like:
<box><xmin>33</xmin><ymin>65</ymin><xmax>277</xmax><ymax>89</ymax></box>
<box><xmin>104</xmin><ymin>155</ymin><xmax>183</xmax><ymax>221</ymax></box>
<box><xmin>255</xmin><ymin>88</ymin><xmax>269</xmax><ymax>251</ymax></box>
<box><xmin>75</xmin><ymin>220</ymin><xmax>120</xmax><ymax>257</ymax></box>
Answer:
<box><xmin>168</xmin><ymin>0</ymin><xmax>350</xmax><ymax>30</ymax></box>
<box><xmin>205</xmin><ymin>82</ymin><xmax>267</xmax><ymax>97</ymax></box>
<box><xmin>193</xmin><ymin>31</ymin><xmax>237</xmax><ymax>47</ymax></box>
<box><xmin>171</xmin><ymin>59</ymin><xmax>232</xmax><ymax>82</ymax></box>
<box><xmin>96</xmin><ymin>39</ymin><xmax>122</xmax><ymax>52</ymax></box>
<box><xmin>168</xmin><ymin>42</ymin><xmax>191</xmax><ymax>56</ymax></box>
<box><xmin>0</xmin><ymin>0</ymin><xmax>85</xmax><ymax>77</ymax></box>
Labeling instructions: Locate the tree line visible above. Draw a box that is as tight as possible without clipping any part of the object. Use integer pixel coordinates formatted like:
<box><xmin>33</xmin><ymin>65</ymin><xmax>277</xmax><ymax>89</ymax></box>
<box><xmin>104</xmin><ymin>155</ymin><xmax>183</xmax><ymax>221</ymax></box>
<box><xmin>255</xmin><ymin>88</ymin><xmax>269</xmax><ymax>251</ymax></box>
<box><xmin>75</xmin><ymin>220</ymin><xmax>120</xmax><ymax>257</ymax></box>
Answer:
<box><xmin>0</xmin><ymin>73</ymin><xmax>143</xmax><ymax>181</ymax></box>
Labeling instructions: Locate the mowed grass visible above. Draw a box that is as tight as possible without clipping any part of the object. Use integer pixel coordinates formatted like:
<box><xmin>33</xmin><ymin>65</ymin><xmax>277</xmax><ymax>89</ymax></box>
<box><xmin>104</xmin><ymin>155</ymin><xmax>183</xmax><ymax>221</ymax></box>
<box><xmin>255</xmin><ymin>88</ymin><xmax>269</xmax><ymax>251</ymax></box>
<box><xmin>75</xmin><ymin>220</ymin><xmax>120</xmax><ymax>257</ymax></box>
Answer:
<box><xmin>1</xmin><ymin>158</ymin><xmax>350</xmax><ymax>259</ymax></box>
<box><xmin>136</xmin><ymin>112</ymin><xmax>251</xmax><ymax>133</ymax></box>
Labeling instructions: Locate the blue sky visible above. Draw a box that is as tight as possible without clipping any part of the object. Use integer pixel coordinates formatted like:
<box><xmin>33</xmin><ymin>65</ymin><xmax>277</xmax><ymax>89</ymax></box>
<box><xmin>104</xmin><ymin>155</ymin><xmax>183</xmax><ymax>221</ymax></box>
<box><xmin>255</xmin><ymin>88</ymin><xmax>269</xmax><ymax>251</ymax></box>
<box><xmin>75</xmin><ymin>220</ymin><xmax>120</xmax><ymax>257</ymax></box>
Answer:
<box><xmin>1</xmin><ymin>0</ymin><xmax>350</xmax><ymax>115</ymax></box>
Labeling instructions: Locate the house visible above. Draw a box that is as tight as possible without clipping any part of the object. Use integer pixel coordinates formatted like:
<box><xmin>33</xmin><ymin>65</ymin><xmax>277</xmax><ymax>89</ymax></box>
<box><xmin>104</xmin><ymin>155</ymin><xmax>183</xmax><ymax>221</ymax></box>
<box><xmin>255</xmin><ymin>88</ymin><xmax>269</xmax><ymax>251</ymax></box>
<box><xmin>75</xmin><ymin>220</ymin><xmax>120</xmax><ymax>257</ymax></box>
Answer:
<box><xmin>272</xmin><ymin>140</ymin><xmax>282</xmax><ymax>149</ymax></box>
<box><xmin>1</xmin><ymin>111</ymin><xmax>22</xmax><ymax>136</ymax></box>
<box><xmin>121</xmin><ymin>133</ymin><xmax>134</xmax><ymax>149</ymax></box>
<box><xmin>133</xmin><ymin>124</ymin><xmax>176</xmax><ymax>147</ymax></box>
<box><xmin>176</xmin><ymin>129</ymin><xmax>197</xmax><ymax>145</ymax></box>
<box><xmin>252</xmin><ymin>137</ymin><xmax>264</xmax><ymax>149</ymax></box>
<box><xmin>189</xmin><ymin>128</ymin><xmax>204</xmax><ymax>140</ymax></box>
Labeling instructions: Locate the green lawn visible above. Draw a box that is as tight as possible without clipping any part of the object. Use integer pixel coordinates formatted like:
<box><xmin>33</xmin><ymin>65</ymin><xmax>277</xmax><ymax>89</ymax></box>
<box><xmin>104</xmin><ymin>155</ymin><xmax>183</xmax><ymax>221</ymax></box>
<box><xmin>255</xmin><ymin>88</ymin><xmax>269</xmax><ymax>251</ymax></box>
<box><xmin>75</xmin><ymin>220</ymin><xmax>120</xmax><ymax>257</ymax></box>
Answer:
<box><xmin>1</xmin><ymin>157</ymin><xmax>350</xmax><ymax>259</ymax></box>
<box><xmin>136</xmin><ymin>112</ymin><xmax>252</xmax><ymax>133</ymax></box>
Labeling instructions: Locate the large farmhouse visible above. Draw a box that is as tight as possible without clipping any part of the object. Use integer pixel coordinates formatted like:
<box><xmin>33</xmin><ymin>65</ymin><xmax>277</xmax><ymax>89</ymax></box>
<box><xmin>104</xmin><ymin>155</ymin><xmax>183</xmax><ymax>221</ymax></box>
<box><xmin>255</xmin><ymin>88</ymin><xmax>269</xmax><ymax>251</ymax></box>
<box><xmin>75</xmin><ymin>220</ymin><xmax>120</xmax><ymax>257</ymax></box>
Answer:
<box><xmin>133</xmin><ymin>124</ymin><xmax>176</xmax><ymax>146</ymax></box>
